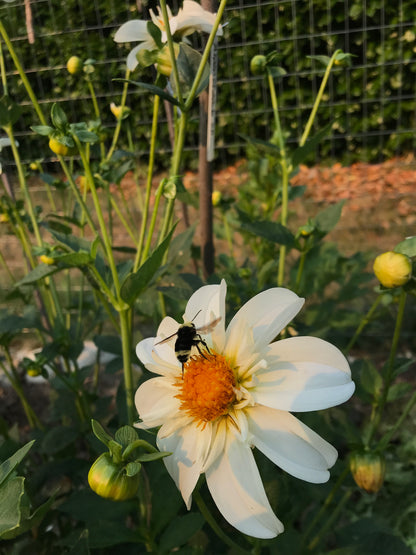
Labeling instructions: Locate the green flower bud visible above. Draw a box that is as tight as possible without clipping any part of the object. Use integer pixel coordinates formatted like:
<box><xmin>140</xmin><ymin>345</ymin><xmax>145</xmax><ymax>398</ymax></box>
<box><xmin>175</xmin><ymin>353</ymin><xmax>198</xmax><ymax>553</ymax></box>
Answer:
<box><xmin>373</xmin><ymin>251</ymin><xmax>412</xmax><ymax>288</ymax></box>
<box><xmin>88</xmin><ymin>452</ymin><xmax>140</xmax><ymax>501</ymax></box>
<box><xmin>250</xmin><ymin>55</ymin><xmax>267</xmax><ymax>76</ymax></box>
<box><xmin>66</xmin><ymin>56</ymin><xmax>82</xmax><ymax>75</ymax></box>
<box><xmin>350</xmin><ymin>451</ymin><xmax>386</xmax><ymax>493</ymax></box>
<box><xmin>155</xmin><ymin>43</ymin><xmax>180</xmax><ymax>77</ymax></box>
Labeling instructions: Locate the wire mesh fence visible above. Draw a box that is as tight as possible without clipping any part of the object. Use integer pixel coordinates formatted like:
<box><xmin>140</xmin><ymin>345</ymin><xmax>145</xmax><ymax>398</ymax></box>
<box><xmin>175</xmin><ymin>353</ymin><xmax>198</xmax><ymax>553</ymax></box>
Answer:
<box><xmin>0</xmin><ymin>0</ymin><xmax>415</xmax><ymax>172</ymax></box>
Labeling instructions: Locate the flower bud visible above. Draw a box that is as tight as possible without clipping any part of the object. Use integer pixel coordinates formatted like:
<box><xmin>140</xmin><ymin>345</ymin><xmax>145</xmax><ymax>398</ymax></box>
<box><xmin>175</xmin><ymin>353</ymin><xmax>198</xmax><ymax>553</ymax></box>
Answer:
<box><xmin>66</xmin><ymin>56</ymin><xmax>82</xmax><ymax>75</ymax></box>
<box><xmin>212</xmin><ymin>190</ymin><xmax>222</xmax><ymax>206</ymax></box>
<box><xmin>40</xmin><ymin>254</ymin><xmax>55</xmax><ymax>265</ymax></box>
<box><xmin>373</xmin><ymin>251</ymin><xmax>412</xmax><ymax>288</ymax></box>
<box><xmin>27</xmin><ymin>366</ymin><xmax>42</xmax><ymax>377</ymax></box>
<box><xmin>29</xmin><ymin>161</ymin><xmax>40</xmax><ymax>171</ymax></box>
<box><xmin>49</xmin><ymin>138</ymin><xmax>69</xmax><ymax>156</ymax></box>
<box><xmin>350</xmin><ymin>451</ymin><xmax>385</xmax><ymax>493</ymax></box>
<box><xmin>0</xmin><ymin>213</ymin><xmax>9</xmax><ymax>223</ymax></box>
<box><xmin>88</xmin><ymin>452</ymin><xmax>140</xmax><ymax>501</ymax></box>
<box><xmin>155</xmin><ymin>43</ymin><xmax>180</xmax><ymax>76</ymax></box>
<box><xmin>110</xmin><ymin>102</ymin><xmax>131</xmax><ymax>120</ymax></box>
<box><xmin>250</xmin><ymin>55</ymin><xmax>267</xmax><ymax>76</ymax></box>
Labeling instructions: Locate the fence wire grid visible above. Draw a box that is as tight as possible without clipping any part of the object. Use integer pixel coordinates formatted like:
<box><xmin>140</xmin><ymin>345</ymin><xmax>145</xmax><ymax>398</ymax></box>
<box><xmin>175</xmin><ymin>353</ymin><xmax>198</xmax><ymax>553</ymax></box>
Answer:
<box><xmin>0</xmin><ymin>0</ymin><xmax>415</xmax><ymax>170</ymax></box>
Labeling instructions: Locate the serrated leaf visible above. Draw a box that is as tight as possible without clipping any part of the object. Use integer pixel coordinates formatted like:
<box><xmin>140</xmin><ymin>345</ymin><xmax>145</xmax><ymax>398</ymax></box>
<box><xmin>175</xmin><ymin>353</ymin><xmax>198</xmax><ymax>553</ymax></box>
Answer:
<box><xmin>394</xmin><ymin>236</ymin><xmax>416</xmax><ymax>257</ymax></box>
<box><xmin>91</xmin><ymin>420</ymin><xmax>113</xmax><ymax>447</ymax></box>
<box><xmin>125</xmin><ymin>461</ymin><xmax>141</xmax><ymax>477</ymax></box>
<box><xmin>0</xmin><ymin>440</ymin><xmax>34</xmax><ymax>486</ymax></box>
<box><xmin>51</xmin><ymin>102</ymin><xmax>68</xmax><ymax>131</ymax></box>
<box><xmin>14</xmin><ymin>264</ymin><xmax>59</xmax><ymax>287</ymax></box>
<box><xmin>120</xmin><ymin>225</ymin><xmax>176</xmax><ymax>305</ymax></box>
<box><xmin>291</xmin><ymin>122</ymin><xmax>334</xmax><ymax>167</ymax></box>
<box><xmin>116</xmin><ymin>79</ymin><xmax>180</xmax><ymax>107</ymax></box>
<box><xmin>114</xmin><ymin>426</ymin><xmax>138</xmax><ymax>449</ymax></box>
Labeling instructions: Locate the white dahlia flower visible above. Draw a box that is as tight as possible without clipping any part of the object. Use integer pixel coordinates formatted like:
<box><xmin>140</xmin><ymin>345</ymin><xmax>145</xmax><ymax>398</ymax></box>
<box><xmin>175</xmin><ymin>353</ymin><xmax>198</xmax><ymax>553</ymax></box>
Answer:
<box><xmin>114</xmin><ymin>1</ymin><xmax>223</xmax><ymax>71</ymax></box>
<box><xmin>135</xmin><ymin>280</ymin><xmax>355</xmax><ymax>538</ymax></box>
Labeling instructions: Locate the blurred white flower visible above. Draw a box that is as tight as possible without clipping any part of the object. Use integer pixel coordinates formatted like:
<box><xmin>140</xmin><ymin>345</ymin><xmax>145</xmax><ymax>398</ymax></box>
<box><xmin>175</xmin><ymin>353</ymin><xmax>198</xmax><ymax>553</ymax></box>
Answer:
<box><xmin>114</xmin><ymin>0</ymin><xmax>223</xmax><ymax>71</ymax></box>
<box><xmin>135</xmin><ymin>280</ymin><xmax>355</xmax><ymax>538</ymax></box>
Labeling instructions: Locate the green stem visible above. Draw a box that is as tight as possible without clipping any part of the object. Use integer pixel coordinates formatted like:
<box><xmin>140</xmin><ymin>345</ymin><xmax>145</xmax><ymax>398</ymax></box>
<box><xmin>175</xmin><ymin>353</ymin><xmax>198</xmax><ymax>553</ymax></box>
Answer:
<box><xmin>267</xmin><ymin>70</ymin><xmax>289</xmax><ymax>287</ymax></box>
<box><xmin>141</xmin><ymin>179</ymin><xmax>165</xmax><ymax>262</ymax></box>
<box><xmin>193</xmin><ymin>490</ymin><xmax>250</xmax><ymax>555</ymax></box>
<box><xmin>106</xmin><ymin>69</ymin><xmax>130</xmax><ymax>162</ymax></box>
<box><xmin>183</xmin><ymin>0</ymin><xmax>228</xmax><ymax>111</ymax></box>
<box><xmin>0</xmin><ymin>20</ymin><xmax>46</xmax><ymax>125</ymax></box>
<box><xmin>295</xmin><ymin>250</ymin><xmax>306</xmax><ymax>292</ymax></box>
<box><xmin>377</xmin><ymin>388</ymin><xmax>416</xmax><ymax>450</ymax></box>
<box><xmin>308</xmin><ymin>489</ymin><xmax>351</xmax><ymax>550</ymax></box>
<box><xmin>0</xmin><ymin>39</ymin><xmax>8</xmax><ymax>95</ymax></box>
<box><xmin>345</xmin><ymin>295</ymin><xmax>382</xmax><ymax>354</ymax></box>
<box><xmin>158</xmin><ymin>0</ymin><xmax>183</xmax><ymax>107</ymax></box>
<box><xmin>366</xmin><ymin>289</ymin><xmax>407</xmax><ymax>445</ymax></box>
<box><xmin>119</xmin><ymin>308</ymin><xmax>135</xmax><ymax>426</ymax></box>
<box><xmin>134</xmin><ymin>95</ymin><xmax>160</xmax><ymax>271</ymax></box>
<box><xmin>85</xmin><ymin>75</ymin><xmax>105</xmax><ymax>159</ymax></box>
<box><xmin>299</xmin><ymin>49</ymin><xmax>342</xmax><ymax>148</ymax></box>
<box><xmin>223</xmin><ymin>213</ymin><xmax>234</xmax><ymax>257</ymax></box>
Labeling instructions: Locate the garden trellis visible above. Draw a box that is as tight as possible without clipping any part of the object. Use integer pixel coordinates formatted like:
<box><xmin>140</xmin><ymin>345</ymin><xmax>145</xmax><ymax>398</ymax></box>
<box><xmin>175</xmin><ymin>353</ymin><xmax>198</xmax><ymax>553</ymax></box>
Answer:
<box><xmin>0</xmin><ymin>0</ymin><xmax>415</xmax><ymax>169</ymax></box>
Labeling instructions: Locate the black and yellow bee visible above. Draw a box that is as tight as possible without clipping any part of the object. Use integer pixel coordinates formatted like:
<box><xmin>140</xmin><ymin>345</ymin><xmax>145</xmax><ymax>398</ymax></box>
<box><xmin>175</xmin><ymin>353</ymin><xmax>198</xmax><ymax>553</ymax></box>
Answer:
<box><xmin>155</xmin><ymin>312</ymin><xmax>221</xmax><ymax>377</ymax></box>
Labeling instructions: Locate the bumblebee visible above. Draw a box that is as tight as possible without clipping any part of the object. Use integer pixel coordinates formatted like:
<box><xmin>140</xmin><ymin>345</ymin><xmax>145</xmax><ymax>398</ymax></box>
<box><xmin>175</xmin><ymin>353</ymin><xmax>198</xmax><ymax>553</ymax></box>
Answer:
<box><xmin>155</xmin><ymin>312</ymin><xmax>221</xmax><ymax>377</ymax></box>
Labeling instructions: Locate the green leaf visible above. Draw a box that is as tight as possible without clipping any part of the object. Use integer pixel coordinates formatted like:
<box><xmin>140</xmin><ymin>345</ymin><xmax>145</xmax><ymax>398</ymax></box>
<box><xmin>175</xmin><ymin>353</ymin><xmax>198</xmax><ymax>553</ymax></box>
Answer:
<box><xmin>14</xmin><ymin>264</ymin><xmax>59</xmax><ymax>287</ymax></box>
<box><xmin>237</xmin><ymin>209</ymin><xmax>294</xmax><ymax>246</ymax></box>
<box><xmin>74</xmin><ymin>130</ymin><xmax>99</xmax><ymax>143</ymax></box>
<box><xmin>120</xmin><ymin>225</ymin><xmax>177</xmax><ymax>305</ymax></box>
<box><xmin>52</xmin><ymin>252</ymin><xmax>92</xmax><ymax>267</ymax></box>
<box><xmin>394</xmin><ymin>236</ymin><xmax>416</xmax><ymax>257</ymax></box>
<box><xmin>166</xmin><ymin>224</ymin><xmax>196</xmax><ymax>266</ymax></box>
<box><xmin>116</xmin><ymin>79</ymin><xmax>180</xmax><ymax>107</ymax></box>
<box><xmin>93</xmin><ymin>334</ymin><xmax>122</xmax><ymax>356</ymax></box>
<box><xmin>268</xmin><ymin>66</ymin><xmax>287</xmax><ymax>78</ymax></box>
<box><xmin>175</xmin><ymin>42</ymin><xmax>210</xmax><ymax>98</ymax></box>
<box><xmin>307</xmin><ymin>54</ymin><xmax>331</xmax><ymax>67</ymax></box>
<box><xmin>0</xmin><ymin>440</ymin><xmax>34</xmax><ymax>487</ymax></box>
<box><xmin>135</xmin><ymin>451</ymin><xmax>171</xmax><ymax>463</ymax></box>
<box><xmin>136</xmin><ymin>48</ymin><xmax>159</xmax><ymax>68</ymax></box>
<box><xmin>0</xmin><ymin>96</ymin><xmax>21</xmax><ymax>127</ymax></box>
<box><xmin>48</xmin><ymin>229</ymin><xmax>95</xmax><ymax>253</ymax></box>
<box><xmin>240</xmin><ymin>133</ymin><xmax>280</xmax><ymax>154</ymax></box>
<box><xmin>41</xmin><ymin>426</ymin><xmax>79</xmax><ymax>455</ymax></box>
<box><xmin>108</xmin><ymin>440</ymin><xmax>123</xmax><ymax>461</ymax></box>
<box><xmin>360</xmin><ymin>361</ymin><xmax>383</xmax><ymax>397</ymax></box>
<box><xmin>291</xmin><ymin>122</ymin><xmax>334</xmax><ymax>167</ymax></box>
<box><xmin>31</xmin><ymin>125</ymin><xmax>53</xmax><ymax>136</ymax></box>
<box><xmin>0</xmin><ymin>477</ymin><xmax>25</xmax><ymax>538</ymax></box>
<box><xmin>51</xmin><ymin>102</ymin><xmax>68</xmax><ymax>131</ymax></box>
<box><xmin>147</xmin><ymin>21</ymin><xmax>163</xmax><ymax>49</ymax></box>
<box><xmin>91</xmin><ymin>420</ymin><xmax>113</xmax><ymax>448</ymax></box>
<box><xmin>159</xmin><ymin>513</ymin><xmax>204</xmax><ymax>553</ymax></box>
<box><xmin>1</xmin><ymin>491</ymin><xmax>56</xmax><ymax>540</ymax></box>
<box><xmin>114</xmin><ymin>426</ymin><xmax>138</xmax><ymax>449</ymax></box>
<box><xmin>313</xmin><ymin>200</ymin><xmax>345</xmax><ymax>234</ymax></box>
<box><xmin>387</xmin><ymin>382</ymin><xmax>412</xmax><ymax>402</ymax></box>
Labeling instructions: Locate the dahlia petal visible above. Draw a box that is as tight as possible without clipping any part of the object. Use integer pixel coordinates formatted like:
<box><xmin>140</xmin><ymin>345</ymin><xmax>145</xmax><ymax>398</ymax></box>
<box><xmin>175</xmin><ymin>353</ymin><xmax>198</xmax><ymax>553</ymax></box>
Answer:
<box><xmin>157</xmin><ymin>423</ymin><xmax>210</xmax><ymax>509</ymax></box>
<box><xmin>174</xmin><ymin>1</ymin><xmax>223</xmax><ymax>37</ymax></box>
<box><xmin>226</xmin><ymin>288</ymin><xmax>304</xmax><ymax>350</ymax></box>
<box><xmin>136</xmin><ymin>337</ymin><xmax>178</xmax><ymax>376</ymax></box>
<box><xmin>254</xmin><ymin>337</ymin><xmax>355</xmax><ymax>411</ymax></box>
<box><xmin>205</xmin><ymin>434</ymin><xmax>284</xmax><ymax>539</ymax></box>
<box><xmin>126</xmin><ymin>44</ymin><xmax>145</xmax><ymax>71</ymax></box>
<box><xmin>114</xmin><ymin>20</ymin><xmax>149</xmax><ymax>43</ymax></box>
<box><xmin>183</xmin><ymin>279</ymin><xmax>227</xmax><ymax>352</ymax></box>
<box><xmin>247</xmin><ymin>405</ymin><xmax>337</xmax><ymax>483</ymax></box>
<box><xmin>134</xmin><ymin>377</ymin><xmax>179</xmax><ymax>428</ymax></box>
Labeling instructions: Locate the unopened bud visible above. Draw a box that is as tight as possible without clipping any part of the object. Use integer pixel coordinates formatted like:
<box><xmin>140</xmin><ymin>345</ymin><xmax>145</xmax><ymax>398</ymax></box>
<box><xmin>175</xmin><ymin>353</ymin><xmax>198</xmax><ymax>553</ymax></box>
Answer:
<box><xmin>250</xmin><ymin>55</ymin><xmax>267</xmax><ymax>76</ymax></box>
<box><xmin>212</xmin><ymin>190</ymin><xmax>222</xmax><ymax>206</ymax></box>
<box><xmin>373</xmin><ymin>251</ymin><xmax>412</xmax><ymax>288</ymax></box>
<box><xmin>66</xmin><ymin>56</ymin><xmax>82</xmax><ymax>75</ymax></box>
<box><xmin>155</xmin><ymin>43</ymin><xmax>180</xmax><ymax>77</ymax></box>
<box><xmin>350</xmin><ymin>451</ymin><xmax>386</xmax><ymax>493</ymax></box>
<box><xmin>40</xmin><ymin>254</ymin><xmax>55</xmax><ymax>265</ymax></box>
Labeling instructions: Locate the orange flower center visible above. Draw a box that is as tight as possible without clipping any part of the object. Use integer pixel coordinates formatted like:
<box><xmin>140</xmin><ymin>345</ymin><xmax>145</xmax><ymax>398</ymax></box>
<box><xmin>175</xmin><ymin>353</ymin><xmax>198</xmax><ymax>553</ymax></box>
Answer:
<box><xmin>176</xmin><ymin>352</ymin><xmax>236</xmax><ymax>424</ymax></box>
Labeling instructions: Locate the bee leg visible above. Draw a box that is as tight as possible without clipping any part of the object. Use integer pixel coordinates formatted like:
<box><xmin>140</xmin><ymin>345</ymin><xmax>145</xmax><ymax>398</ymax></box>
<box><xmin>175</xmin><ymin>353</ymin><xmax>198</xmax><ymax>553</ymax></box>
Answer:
<box><xmin>181</xmin><ymin>363</ymin><xmax>185</xmax><ymax>379</ymax></box>
<box><xmin>196</xmin><ymin>337</ymin><xmax>210</xmax><ymax>359</ymax></box>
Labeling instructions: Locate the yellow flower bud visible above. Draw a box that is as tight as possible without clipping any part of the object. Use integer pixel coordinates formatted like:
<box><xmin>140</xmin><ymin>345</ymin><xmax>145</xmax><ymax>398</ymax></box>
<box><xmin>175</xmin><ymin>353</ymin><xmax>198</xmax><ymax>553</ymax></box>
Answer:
<box><xmin>88</xmin><ymin>453</ymin><xmax>140</xmax><ymax>501</ymax></box>
<box><xmin>212</xmin><ymin>190</ymin><xmax>222</xmax><ymax>206</ymax></box>
<box><xmin>250</xmin><ymin>55</ymin><xmax>267</xmax><ymax>76</ymax></box>
<box><xmin>155</xmin><ymin>43</ymin><xmax>180</xmax><ymax>77</ymax></box>
<box><xmin>40</xmin><ymin>254</ymin><xmax>55</xmax><ymax>265</ymax></box>
<box><xmin>29</xmin><ymin>162</ymin><xmax>39</xmax><ymax>171</ymax></box>
<box><xmin>27</xmin><ymin>366</ymin><xmax>41</xmax><ymax>377</ymax></box>
<box><xmin>373</xmin><ymin>251</ymin><xmax>412</xmax><ymax>288</ymax></box>
<box><xmin>49</xmin><ymin>138</ymin><xmax>69</xmax><ymax>156</ymax></box>
<box><xmin>66</xmin><ymin>56</ymin><xmax>82</xmax><ymax>75</ymax></box>
<box><xmin>0</xmin><ymin>213</ymin><xmax>9</xmax><ymax>223</ymax></box>
<box><xmin>350</xmin><ymin>451</ymin><xmax>386</xmax><ymax>493</ymax></box>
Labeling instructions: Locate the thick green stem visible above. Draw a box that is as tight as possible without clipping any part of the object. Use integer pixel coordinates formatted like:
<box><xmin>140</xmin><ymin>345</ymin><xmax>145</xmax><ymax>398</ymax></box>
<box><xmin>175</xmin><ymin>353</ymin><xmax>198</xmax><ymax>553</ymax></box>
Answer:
<box><xmin>295</xmin><ymin>250</ymin><xmax>307</xmax><ymax>292</ymax></box>
<box><xmin>159</xmin><ymin>0</ymin><xmax>183</xmax><ymax>107</ymax></box>
<box><xmin>119</xmin><ymin>308</ymin><xmax>135</xmax><ymax>426</ymax></box>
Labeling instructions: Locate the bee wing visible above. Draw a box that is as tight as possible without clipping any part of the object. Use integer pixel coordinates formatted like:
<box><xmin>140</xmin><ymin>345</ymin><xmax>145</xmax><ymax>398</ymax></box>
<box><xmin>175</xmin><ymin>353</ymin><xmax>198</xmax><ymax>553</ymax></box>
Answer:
<box><xmin>196</xmin><ymin>317</ymin><xmax>222</xmax><ymax>335</ymax></box>
<box><xmin>154</xmin><ymin>331</ymin><xmax>178</xmax><ymax>345</ymax></box>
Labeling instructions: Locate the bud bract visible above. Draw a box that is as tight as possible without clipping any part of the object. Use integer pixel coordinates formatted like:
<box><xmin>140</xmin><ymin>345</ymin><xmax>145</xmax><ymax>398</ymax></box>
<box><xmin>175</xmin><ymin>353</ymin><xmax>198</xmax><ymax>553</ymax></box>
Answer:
<box><xmin>155</xmin><ymin>43</ymin><xmax>180</xmax><ymax>76</ymax></box>
<box><xmin>373</xmin><ymin>251</ymin><xmax>412</xmax><ymax>288</ymax></box>
<box><xmin>66</xmin><ymin>56</ymin><xmax>82</xmax><ymax>75</ymax></box>
<box><xmin>350</xmin><ymin>451</ymin><xmax>386</xmax><ymax>493</ymax></box>
<box><xmin>88</xmin><ymin>452</ymin><xmax>140</xmax><ymax>501</ymax></box>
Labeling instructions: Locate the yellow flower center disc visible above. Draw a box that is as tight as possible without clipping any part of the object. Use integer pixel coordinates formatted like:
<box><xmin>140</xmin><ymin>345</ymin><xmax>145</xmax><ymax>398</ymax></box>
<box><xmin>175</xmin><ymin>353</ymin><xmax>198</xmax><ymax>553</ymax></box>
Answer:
<box><xmin>176</xmin><ymin>352</ymin><xmax>236</xmax><ymax>424</ymax></box>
